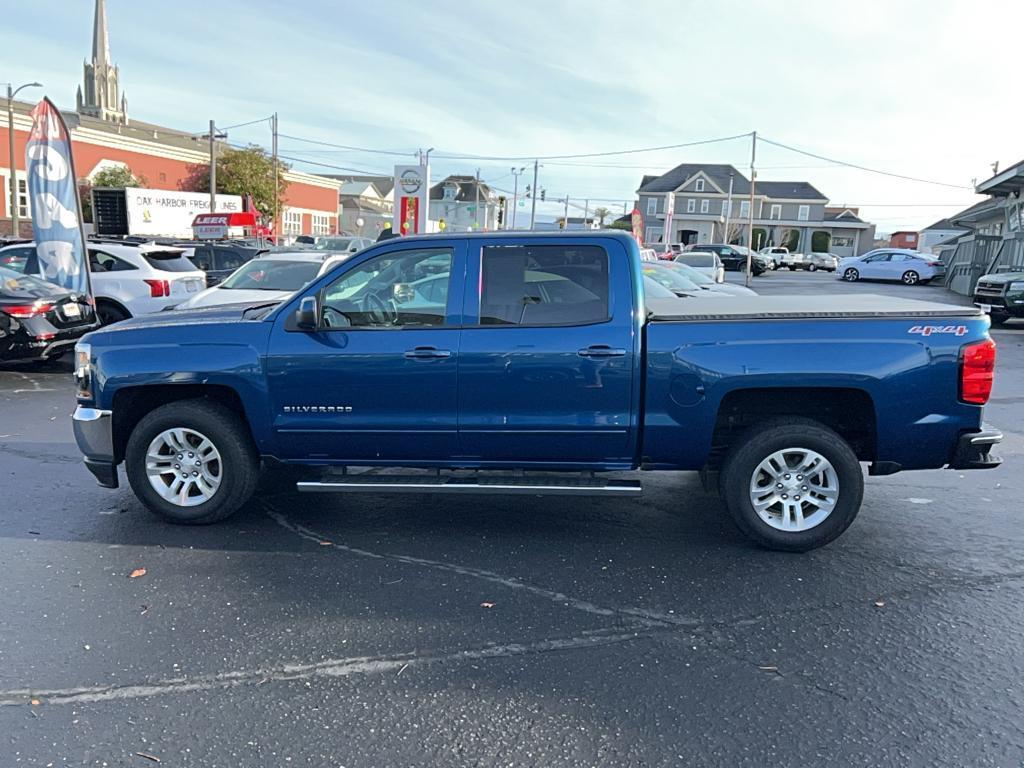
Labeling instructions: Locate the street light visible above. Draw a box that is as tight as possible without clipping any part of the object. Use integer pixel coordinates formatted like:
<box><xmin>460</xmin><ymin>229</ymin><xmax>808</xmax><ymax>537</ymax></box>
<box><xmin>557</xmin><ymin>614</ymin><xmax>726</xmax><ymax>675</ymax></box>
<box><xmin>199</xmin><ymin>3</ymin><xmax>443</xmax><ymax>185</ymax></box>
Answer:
<box><xmin>6</xmin><ymin>81</ymin><xmax>43</xmax><ymax>236</ymax></box>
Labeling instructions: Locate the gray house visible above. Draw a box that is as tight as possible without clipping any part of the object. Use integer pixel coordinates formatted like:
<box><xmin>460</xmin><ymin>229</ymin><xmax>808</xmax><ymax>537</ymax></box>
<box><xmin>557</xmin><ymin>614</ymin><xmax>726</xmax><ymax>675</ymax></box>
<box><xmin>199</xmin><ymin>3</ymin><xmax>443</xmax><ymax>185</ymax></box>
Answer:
<box><xmin>636</xmin><ymin>164</ymin><xmax>875</xmax><ymax>257</ymax></box>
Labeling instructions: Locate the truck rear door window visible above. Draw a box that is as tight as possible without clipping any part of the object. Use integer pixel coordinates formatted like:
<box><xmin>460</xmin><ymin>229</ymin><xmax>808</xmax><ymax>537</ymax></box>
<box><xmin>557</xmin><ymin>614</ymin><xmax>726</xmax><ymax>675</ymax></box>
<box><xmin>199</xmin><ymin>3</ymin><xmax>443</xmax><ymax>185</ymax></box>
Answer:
<box><xmin>479</xmin><ymin>245</ymin><xmax>608</xmax><ymax>326</ymax></box>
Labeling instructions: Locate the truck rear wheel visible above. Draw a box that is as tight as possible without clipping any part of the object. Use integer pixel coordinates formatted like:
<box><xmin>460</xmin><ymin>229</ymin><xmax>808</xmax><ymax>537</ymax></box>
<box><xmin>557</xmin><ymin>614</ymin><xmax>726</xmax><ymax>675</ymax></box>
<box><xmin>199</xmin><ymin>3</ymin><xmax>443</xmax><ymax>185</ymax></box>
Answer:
<box><xmin>720</xmin><ymin>419</ymin><xmax>864</xmax><ymax>551</ymax></box>
<box><xmin>125</xmin><ymin>399</ymin><xmax>259</xmax><ymax>525</ymax></box>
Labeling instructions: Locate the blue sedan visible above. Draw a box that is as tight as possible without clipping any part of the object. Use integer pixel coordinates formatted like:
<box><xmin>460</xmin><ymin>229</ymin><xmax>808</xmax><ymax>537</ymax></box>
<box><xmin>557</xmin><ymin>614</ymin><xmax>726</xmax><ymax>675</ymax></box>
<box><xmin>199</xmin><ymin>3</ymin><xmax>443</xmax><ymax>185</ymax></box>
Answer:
<box><xmin>838</xmin><ymin>249</ymin><xmax>945</xmax><ymax>286</ymax></box>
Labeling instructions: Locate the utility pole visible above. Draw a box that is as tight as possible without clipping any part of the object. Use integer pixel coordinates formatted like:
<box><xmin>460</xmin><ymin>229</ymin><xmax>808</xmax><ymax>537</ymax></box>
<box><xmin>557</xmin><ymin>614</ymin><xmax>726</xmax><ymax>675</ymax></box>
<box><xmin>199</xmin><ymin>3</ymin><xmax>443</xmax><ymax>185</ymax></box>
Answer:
<box><xmin>722</xmin><ymin>171</ymin><xmax>734</xmax><ymax>244</ymax></box>
<box><xmin>271</xmin><ymin>112</ymin><xmax>279</xmax><ymax>240</ymax></box>
<box><xmin>510</xmin><ymin>166</ymin><xmax>524</xmax><ymax>230</ymax></box>
<box><xmin>583</xmin><ymin>199</ymin><xmax>589</xmax><ymax>229</ymax></box>
<box><xmin>529</xmin><ymin>159</ymin><xmax>539</xmax><ymax>230</ymax></box>
<box><xmin>209</xmin><ymin>119</ymin><xmax>217</xmax><ymax>212</ymax></box>
<box><xmin>475</xmin><ymin>168</ymin><xmax>482</xmax><ymax>229</ymax></box>
<box><xmin>745</xmin><ymin>131</ymin><xmax>757</xmax><ymax>288</ymax></box>
<box><xmin>562</xmin><ymin>195</ymin><xmax>570</xmax><ymax>229</ymax></box>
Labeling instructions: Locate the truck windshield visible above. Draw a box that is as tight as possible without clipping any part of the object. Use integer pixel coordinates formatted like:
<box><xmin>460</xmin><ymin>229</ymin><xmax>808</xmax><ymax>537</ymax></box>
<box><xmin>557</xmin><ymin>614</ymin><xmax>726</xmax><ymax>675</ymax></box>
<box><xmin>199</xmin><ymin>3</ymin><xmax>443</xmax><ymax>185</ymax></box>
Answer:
<box><xmin>219</xmin><ymin>260</ymin><xmax>321</xmax><ymax>291</ymax></box>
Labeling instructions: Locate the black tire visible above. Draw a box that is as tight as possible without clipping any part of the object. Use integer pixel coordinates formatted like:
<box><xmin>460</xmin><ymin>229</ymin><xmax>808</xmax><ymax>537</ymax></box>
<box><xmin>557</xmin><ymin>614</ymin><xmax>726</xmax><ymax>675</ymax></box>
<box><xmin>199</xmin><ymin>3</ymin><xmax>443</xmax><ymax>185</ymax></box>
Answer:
<box><xmin>96</xmin><ymin>301</ymin><xmax>130</xmax><ymax>326</ymax></box>
<box><xmin>843</xmin><ymin>267</ymin><xmax>859</xmax><ymax>282</ymax></box>
<box><xmin>901</xmin><ymin>270</ymin><xmax>920</xmax><ymax>286</ymax></box>
<box><xmin>719</xmin><ymin>419</ymin><xmax>864</xmax><ymax>552</ymax></box>
<box><xmin>808</xmin><ymin>264</ymin><xmax>817</xmax><ymax>272</ymax></box>
<box><xmin>787</xmin><ymin>266</ymin><xmax>796</xmax><ymax>271</ymax></box>
<box><xmin>125</xmin><ymin>399</ymin><xmax>259</xmax><ymax>525</ymax></box>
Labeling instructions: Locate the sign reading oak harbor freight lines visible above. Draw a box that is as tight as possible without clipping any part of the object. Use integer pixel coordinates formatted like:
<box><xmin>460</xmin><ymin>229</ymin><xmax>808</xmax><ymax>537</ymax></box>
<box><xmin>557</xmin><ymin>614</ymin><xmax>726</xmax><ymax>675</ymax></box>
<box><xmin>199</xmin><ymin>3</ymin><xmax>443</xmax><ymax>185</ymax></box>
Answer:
<box><xmin>124</xmin><ymin>188</ymin><xmax>243</xmax><ymax>238</ymax></box>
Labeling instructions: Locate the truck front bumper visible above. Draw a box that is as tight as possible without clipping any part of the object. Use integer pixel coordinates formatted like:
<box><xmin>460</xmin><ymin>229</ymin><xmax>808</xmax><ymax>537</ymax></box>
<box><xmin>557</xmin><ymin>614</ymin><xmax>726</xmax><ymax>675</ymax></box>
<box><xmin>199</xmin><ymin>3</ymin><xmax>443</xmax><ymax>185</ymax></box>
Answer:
<box><xmin>72</xmin><ymin>406</ymin><xmax>119</xmax><ymax>488</ymax></box>
<box><xmin>949</xmin><ymin>424</ymin><xmax>1003</xmax><ymax>470</ymax></box>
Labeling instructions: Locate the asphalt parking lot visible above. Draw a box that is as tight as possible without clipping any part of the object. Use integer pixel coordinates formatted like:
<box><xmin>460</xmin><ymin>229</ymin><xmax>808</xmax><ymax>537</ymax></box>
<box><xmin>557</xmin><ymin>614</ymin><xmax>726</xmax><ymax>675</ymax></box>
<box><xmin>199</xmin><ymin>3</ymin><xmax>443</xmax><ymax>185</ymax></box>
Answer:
<box><xmin>1</xmin><ymin>272</ymin><xmax>1022</xmax><ymax>767</ymax></box>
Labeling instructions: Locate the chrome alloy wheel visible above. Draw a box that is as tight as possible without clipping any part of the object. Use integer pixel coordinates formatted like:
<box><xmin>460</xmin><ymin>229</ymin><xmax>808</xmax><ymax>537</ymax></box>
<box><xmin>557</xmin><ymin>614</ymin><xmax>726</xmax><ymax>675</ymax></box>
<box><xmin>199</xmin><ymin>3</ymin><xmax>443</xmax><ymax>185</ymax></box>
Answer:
<box><xmin>748</xmin><ymin>448</ymin><xmax>839</xmax><ymax>532</ymax></box>
<box><xmin>145</xmin><ymin>428</ymin><xmax>223</xmax><ymax>507</ymax></box>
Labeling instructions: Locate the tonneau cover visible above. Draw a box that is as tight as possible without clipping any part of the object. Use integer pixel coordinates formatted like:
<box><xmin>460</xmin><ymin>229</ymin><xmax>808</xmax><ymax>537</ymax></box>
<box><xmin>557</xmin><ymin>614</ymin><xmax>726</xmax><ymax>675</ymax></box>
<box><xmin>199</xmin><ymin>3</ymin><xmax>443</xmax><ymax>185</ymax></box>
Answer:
<box><xmin>647</xmin><ymin>293</ymin><xmax>982</xmax><ymax>322</ymax></box>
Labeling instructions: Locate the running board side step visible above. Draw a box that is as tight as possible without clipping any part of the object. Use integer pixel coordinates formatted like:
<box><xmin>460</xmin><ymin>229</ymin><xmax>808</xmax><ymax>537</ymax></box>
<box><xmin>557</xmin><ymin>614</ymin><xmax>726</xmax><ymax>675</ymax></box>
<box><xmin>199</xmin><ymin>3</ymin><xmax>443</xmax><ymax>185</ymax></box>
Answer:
<box><xmin>296</xmin><ymin>472</ymin><xmax>642</xmax><ymax>496</ymax></box>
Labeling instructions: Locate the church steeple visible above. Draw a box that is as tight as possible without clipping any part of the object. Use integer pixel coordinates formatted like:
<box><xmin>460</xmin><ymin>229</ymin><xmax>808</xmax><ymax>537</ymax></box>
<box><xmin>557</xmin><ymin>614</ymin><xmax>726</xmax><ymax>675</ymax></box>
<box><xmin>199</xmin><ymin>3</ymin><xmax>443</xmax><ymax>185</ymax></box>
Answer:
<box><xmin>79</xmin><ymin>0</ymin><xmax>127</xmax><ymax>124</ymax></box>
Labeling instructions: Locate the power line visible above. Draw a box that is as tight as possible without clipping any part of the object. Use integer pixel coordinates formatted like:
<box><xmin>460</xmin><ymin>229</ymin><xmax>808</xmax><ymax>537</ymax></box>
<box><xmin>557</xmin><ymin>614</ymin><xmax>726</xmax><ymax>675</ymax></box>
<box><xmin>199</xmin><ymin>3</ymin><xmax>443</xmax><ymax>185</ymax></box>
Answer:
<box><xmin>220</xmin><ymin>115</ymin><xmax>274</xmax><ymax>131</ymax></box>
<box><xmin>759</xmin><ymin>136</ymin><xmax>973</xmax><ymax>190</ymax></box>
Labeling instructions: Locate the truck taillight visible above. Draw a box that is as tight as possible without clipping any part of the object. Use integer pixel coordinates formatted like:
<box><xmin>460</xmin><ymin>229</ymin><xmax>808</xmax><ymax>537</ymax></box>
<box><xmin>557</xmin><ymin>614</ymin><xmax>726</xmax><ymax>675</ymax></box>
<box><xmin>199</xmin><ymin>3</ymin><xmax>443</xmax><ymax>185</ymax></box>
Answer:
<box><xmin>960</xmin><ymin>338</ymin><xmax>996</xmax><ymax>405</ymax></box>
<box><xmin>144</xmin><ymin>279</ymin><xmax>170</xmax><ymax>298</ymax></box>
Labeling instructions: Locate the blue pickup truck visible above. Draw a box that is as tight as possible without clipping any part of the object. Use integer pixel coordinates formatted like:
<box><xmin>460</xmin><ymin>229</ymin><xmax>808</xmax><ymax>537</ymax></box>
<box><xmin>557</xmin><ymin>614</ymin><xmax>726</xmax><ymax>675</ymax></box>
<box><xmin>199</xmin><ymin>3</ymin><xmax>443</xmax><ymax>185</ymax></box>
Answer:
<box><xmin>71</xmin><ymin>231</ymin><xmax>1001</xmax><ymax>551</ymax></box>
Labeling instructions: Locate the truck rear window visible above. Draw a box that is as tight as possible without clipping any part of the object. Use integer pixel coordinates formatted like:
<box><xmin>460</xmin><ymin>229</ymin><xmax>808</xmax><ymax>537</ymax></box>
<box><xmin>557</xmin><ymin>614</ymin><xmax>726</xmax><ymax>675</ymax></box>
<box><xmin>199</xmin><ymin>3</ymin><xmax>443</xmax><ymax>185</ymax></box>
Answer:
<box><xmin>479</xmin><ymin>245</ymin><xmax>608</xmax><ymax>326</ymax></box>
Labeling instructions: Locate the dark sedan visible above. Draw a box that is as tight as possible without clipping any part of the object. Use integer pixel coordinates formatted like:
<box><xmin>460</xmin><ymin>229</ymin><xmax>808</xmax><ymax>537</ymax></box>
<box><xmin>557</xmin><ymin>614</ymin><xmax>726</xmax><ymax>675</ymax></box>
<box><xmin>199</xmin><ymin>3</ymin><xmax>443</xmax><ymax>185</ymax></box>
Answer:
<box><xmin>1</xmin><ymin>267</ymin><xmax>97</xmax><ymax>362</ymax></box>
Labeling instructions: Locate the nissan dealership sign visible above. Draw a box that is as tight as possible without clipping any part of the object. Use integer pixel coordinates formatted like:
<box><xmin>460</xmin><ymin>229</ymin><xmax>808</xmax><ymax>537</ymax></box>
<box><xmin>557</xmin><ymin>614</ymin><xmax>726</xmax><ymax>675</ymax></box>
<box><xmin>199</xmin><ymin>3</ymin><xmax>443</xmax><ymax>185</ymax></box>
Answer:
<box><xmin>124</xmin><ymin>188</ymin><xmax>243</xmax><ymax>238</ymax></box>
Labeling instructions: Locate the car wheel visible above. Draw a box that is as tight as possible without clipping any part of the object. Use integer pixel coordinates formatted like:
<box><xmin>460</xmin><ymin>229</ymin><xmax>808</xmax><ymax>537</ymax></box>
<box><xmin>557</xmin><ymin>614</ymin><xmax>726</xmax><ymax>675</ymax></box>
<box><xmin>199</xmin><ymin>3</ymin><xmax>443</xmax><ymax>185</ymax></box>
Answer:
<box><xmin>808</xmin><ymin>264</ymin><xmax>817</xmax><ymax>272</ymax></box>
<box><xmin>843</xmin><ymin>268</ymin><xmax>859</xmax><ymax>281</ymax></box>
<box><xmin>901</xmin><ymin>270</ymin><xmax>920</xmax><ymax>285</ymax></box>
<box><xmin>96</xmin><ymin>301</ymin><xmax>130</xmax><ymax>326</ymax></box>
<box><xmin>720</xmin><ymin>419</ymin><xmax>864</xmax><ymax>552</ymax></box>
<box><xmin>125</xmin><ymin>399</ymin><xmax>259</xmax><ymax>525</ymax></box>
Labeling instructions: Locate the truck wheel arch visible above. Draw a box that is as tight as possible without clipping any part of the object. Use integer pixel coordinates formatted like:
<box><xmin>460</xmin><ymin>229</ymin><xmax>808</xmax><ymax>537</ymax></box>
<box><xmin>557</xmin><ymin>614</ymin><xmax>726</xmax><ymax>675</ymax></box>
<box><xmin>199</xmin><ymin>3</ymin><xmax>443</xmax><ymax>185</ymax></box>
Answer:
<box><xmin>709</xmin><ymin>387</ymin><xmax>877</xmax><ymax>469</ymax></box>
<box><xmin>110</xmin><ymin>384</ymin><xmax>256</xmax><ymax>464</ymax></box>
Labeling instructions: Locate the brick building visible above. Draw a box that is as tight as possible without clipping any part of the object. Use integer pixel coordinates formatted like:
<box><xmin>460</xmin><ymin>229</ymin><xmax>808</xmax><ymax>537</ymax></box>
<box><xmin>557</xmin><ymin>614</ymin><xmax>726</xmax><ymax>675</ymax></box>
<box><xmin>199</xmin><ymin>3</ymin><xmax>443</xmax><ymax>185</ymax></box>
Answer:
<box><xmin>1</xmin><ymin>0</ymin><xmax>338</xmax><ymax>238</ymax></box>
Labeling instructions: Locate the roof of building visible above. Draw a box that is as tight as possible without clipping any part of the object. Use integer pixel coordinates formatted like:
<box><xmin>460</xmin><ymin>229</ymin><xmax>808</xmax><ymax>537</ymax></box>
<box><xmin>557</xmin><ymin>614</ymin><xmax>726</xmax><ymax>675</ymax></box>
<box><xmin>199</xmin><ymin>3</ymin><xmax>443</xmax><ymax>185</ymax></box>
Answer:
<box><xmin>976</xmin><ymin>158</ymin><xmax>1024</xmax><ymax>196</ymax></box>
<box><xmin>429</xmin><ymin>175</ymin><xmax>494</xmax><ymax>202</ymax></box>
<box><xmin>637</xmin><ymin>164</ymin><xmax>748</xmax><ymax>194</ymax></box>
<box><xmin>921</xmin><ymin>217</ymin><xmax>969</xmax><ymax>232</ymax></box>
<box><xmin>323</xmin><ymin>174</ymin><xmax>394</xmax><ymax>197</ymax></box>
<box><xmin>950</xmin><ymin>198</ymin><xmax>1002</xmax><ymax>225</ymax></box>
<box><xmin>824</xmin><ymin>209</ymin><xmax>864</xmax><ymax>223</ymax></box>
<box><xmin>755</xmin><ymin>181</ymin><xmax>827</xmax><ymax>201</ymax></box>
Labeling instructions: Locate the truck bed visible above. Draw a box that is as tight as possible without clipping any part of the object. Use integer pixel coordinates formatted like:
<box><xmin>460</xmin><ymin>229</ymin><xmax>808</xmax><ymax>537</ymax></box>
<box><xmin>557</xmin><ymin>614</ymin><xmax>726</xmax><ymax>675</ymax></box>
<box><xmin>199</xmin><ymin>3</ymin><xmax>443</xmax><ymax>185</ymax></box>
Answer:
<box><xmin>647</xmin><ymin>294</ymin><xmax>981</xmax><ymax>322</ymax></box>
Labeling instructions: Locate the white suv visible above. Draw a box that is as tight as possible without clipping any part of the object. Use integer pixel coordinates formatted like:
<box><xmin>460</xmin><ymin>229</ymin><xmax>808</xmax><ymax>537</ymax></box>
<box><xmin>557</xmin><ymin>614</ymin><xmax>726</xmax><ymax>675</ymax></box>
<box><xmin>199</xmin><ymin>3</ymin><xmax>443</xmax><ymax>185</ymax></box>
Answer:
<box><xmin>0</xmin><ymin>241</ymin><xmax>206</xmax><ymax>325</ymax></box>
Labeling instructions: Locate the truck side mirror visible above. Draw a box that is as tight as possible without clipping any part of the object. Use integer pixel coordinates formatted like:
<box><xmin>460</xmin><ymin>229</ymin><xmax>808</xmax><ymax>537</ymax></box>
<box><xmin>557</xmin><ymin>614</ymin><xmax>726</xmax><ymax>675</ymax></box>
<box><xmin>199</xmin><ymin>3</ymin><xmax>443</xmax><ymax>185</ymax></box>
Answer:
<box><xmin>295</xmin><ymin>296</ymin><xmax>318</xmax><ymax>330</ymax></box>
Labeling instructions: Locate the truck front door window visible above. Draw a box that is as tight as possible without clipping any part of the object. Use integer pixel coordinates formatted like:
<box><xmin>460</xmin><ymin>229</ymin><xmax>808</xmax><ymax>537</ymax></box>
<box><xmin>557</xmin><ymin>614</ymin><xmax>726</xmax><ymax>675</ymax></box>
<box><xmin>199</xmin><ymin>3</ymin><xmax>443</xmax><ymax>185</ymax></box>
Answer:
<box><xmin>479</xmin><ymin>245</ymin><xmax>609</xmax><ymax>326</ymax></box>
<box><xmin>322</xmin><ymin>248</ymin><xmax>453</xmax><ymax>328</ymax></box>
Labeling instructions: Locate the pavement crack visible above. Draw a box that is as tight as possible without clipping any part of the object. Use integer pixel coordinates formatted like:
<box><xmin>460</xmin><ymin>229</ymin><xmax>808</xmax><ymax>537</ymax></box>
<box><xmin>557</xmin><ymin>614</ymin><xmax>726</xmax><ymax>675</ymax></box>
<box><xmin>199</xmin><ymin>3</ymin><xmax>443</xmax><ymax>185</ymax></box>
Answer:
<box><xmin>0</xmin><ymin>624</ymin><xmax>657</xmax><ymax>707</ymax></box>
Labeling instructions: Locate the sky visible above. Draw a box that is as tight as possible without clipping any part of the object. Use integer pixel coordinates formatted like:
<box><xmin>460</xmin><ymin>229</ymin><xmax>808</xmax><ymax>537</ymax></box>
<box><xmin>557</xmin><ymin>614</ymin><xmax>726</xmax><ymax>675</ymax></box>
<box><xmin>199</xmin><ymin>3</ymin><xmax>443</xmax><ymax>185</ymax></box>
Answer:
<box><xmin>3</xmin><ymin>0</ymin><xmax>1023</xmax><ymax>233</ymax></box>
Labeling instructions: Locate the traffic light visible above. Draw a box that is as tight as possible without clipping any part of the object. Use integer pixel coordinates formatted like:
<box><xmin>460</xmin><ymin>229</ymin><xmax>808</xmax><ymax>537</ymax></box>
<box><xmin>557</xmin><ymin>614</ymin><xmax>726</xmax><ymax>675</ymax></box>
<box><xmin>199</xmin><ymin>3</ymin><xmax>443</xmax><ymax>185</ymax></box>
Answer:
<box><xmin>497</xmin><ymin>196</ymin><xmax>506</xmax><ymax>226</ymax></box>
<box><xmin>540</xmin><ymin>189</ymin><xmax>546</xmax><ymax>201</ymax></box>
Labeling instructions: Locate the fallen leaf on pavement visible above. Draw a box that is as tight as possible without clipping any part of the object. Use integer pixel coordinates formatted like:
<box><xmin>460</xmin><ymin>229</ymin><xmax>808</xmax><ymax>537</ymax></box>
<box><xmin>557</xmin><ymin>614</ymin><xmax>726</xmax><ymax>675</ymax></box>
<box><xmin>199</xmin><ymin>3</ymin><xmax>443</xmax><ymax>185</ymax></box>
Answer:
<box><xmin>874</xmin><ymin>600</ymin><xmax>885</xmax><ymax>608</ymax></box>
<box><xmin>129</xmin><ymin>568</ymin><xmax>146</xmax><ymax>579</ymax></box>
<box><xmin>318</xmin><ymin>541</ymin><xmax>332</xmax><ymax>546</ymax></box>
<box><xmin>135</xmin><ymin>752</ymin><xmax>161</xmax><ymax>763</ymax></box>
<box><xmin>757</xmin><ymin>665</ymin><xmax>778</xmax><ymax>672</ymax></box>
<box><xmin>480</xmin><ymin>602</ymin><xmax>495</xmax><ymax>609</ymax></box>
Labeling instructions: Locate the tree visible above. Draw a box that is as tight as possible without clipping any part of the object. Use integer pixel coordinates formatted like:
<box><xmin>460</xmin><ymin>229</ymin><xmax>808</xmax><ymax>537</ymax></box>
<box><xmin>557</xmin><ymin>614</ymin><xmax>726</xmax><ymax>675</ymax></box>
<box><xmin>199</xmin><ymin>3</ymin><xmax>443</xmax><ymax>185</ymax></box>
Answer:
<box><xmin>608</xmin><ymin>219</ymin><xmax>632</xmax><ymax>231</ymax></box>
<box><xmin>92</xmin><ymin>165</ymin><xmax>147</xmax><ymax>189</ymax></box>
<box><xmin>593</xmin><ymin>206</ymin><xmax>611</xmax><ymax>225</ymax></box>
<box><xmin>181</xmin><ymin>144</ymin><xmax>289</xmax><ymax>218</ymax></box>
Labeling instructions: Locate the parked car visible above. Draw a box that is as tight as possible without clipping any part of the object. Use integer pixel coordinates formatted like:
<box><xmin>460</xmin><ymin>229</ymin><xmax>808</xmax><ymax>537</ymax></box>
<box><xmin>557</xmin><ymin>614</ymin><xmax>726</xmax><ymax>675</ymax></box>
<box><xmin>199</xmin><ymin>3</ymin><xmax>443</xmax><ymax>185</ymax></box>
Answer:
<box><xmin>780</xmin><ymin>252</ymin><xmax>807</xmax><ymax>270</ymax></box>
<box><xmin>648</xmin><ymin>244</ymin><xmax>673</xmax><ymax>261</ymax></box>
<box><xmin>973</xmin><ymin>271</ymin><xmax>1024</xmax><ymax>326</ymax></box>
<box><xmin>639</xmin><ymin>248</ymin><xmax>659</xmax><ymax>263</ymax></box>
<box><xmin>1</xmin><ymin>266</ymin><xmax>97</xmax><ymax>361</ymax></box>
<box><xmin>187</xmin><ymin>243</ymin><xmax>266</xmax><ymax>286</ymax></box>
<box><xmin>641</xmin><ymin>263</ymin><xmax>728</xmax><ymax>299</ymax></box>
<box><xmin>313</xmin><ymin>236</ymin><xmax>374</xmax><ymax>254</ymax></box>
<box><xmin>807</xmin><ymin>253</ymin><xmax>839</xmax><ymax>272</ymax></box>
<box><xmin>838</xmin><ymin>249</ymin><xmax>945</xmax><ymax>285</ymax></box>
<box><xmin>687</xmin><ymin>243</ymin><xmax>765</xmax><ymax>275</ymax></box>
<box><xmin>175</xmin><ymin>253</ymin><xmax>339</xmax><ymax>310</ymax></box>
<box><xmin>660</xmin><ymin>261</ymin><xmax>757</xmax><ymax>297</ymax></box>
<box><xmin>759</xmin><ymin>247</ymin><xmax>789</xmax><ymax>269</ymax></box>
<box><xmin>0</xmin><ymin>241</ymin><xmax>206</xmax><ymax>325</ymax></box>
<box><xmin>674</xmin><ymin>251</ymin><xmax>725</xmax><ymax>282</ymax></box>
<box><xmin>72</xmin><ymin>230</ymin><xmax>1002</xmax><ymax>552</ymax></box>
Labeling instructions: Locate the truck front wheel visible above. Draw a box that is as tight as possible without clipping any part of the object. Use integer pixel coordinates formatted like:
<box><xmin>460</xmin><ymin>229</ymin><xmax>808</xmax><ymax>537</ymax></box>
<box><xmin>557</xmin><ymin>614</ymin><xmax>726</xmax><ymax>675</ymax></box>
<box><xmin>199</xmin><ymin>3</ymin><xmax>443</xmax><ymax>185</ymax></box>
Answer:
<box><xmin>720</xmin><ymin>419</ymin><xmax>864</xmax><ymax>551</ymax></box>
<box><xmin>125</xmin><ymin>399</ymin><xmax>259</xmax><ymax>525</ymax></box>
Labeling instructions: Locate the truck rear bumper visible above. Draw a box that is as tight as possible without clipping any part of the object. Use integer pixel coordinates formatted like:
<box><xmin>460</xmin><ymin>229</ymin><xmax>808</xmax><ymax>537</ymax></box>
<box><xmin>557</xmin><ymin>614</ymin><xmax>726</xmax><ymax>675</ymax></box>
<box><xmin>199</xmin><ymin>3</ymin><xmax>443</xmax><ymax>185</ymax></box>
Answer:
<box><xmin>949</xmin><ymin>424</ymin><xmax>1003</xmax><ymax>470</ymax></box>
<box><xmin>72</xmin><ymin>406</ymin><xmax>119</xmax><ymax>488</ymax></box>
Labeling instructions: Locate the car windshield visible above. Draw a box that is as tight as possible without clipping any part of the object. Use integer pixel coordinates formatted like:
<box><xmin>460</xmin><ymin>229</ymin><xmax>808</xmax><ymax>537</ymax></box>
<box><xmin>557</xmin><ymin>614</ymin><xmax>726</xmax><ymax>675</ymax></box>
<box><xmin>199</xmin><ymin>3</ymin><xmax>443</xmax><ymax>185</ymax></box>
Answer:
<box><xmin>219</xmin><ymin>260</ymin><xmax>321</xmax><ymax>291</ymax></box>
<box><xmin>0</xmin><ymin>265</ymin><xmax>63</xmax><ymax>299</ymax></box>
<box><xmin>642</xmin><ymin>265</ymin><xmax>701</xmax><ymax>292</ymax></box>
<box><xmin>141</xmin><ymin>250</ymin><xmax>198</xmax><ymax>272</ymax></box>
<box><xmin>664</xmin><ymin>262</ymin><xmax>713</xmax><ymax>285</ymax></box>
<box><xmin>314</xmin><ymin>237</ymin><xmax>355</xmax><ymax>251</ymax></box>
<box><xmin>643</xmin><ymin>275</ymin><xmax>677</xmax><ymax>299</ymax></box>
<box><xmin>676</xmin><ymin>254</ymin><xmax>715</xmax><ymax>268</ymax></box>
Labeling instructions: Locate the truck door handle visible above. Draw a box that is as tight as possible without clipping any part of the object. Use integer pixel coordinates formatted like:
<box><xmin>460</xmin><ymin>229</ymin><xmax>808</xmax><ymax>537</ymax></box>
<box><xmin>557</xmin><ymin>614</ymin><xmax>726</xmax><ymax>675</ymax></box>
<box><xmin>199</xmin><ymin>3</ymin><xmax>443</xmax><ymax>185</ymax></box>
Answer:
<box><xmin>404</xmin><ymin>346</ymin><xmax>452</xmax><ymax>360</ymax></box>
<box><xmin>577</xmin><ymin>345</ymin><xmax>626</xmax><ymax>358</ymax></box>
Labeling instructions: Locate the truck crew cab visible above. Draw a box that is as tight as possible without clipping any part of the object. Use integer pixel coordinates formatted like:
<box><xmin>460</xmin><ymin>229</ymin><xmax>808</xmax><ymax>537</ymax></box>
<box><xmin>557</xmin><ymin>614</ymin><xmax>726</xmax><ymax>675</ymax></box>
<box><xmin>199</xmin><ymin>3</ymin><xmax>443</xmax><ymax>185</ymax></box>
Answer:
<box><xmin>72</xmin><ymin>231</ymin><xmax>1001</xmax><ymax>551</ymax></box>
